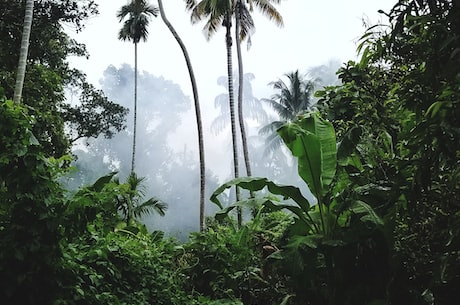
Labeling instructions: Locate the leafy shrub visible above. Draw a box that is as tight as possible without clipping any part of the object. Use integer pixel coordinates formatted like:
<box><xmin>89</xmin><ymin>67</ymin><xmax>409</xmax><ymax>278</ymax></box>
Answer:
<box><xmin>56</xmin><ymin>228</ymin><xmax>197</xmax><ymax>305</ymax></box>
<box><xmin>183</xmin><ymin>215</ymin><xmax>291</xmax><ymax>305</ymax></box>
<box><xmin>0</xmin><ymin>98</ymin><xmax>66</xmax><ymax>304</ymax></box>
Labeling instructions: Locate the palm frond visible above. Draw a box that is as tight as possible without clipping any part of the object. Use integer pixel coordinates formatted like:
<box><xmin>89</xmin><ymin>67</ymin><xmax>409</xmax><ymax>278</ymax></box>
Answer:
<box><xmin>260</xmin><ymin>69</ymin><xmax>316</xmax><ymax>155</ymax></box>
<box><xmin>210</xmin><ymin>114</ymin><xmax>230</xmax><ymax>135</ymax></box>
<box><xmin>203</xmin><ymin>14</ymin><xmax>225</xmax><ymax>39</ymax></box>
<box><xmin>259</xmin><ymin>120</ymin><xmax>284</xmax><ymax>136</ymax></box>
<box><xmin>262</xmin><ymin>127</ymin><xmax>285</xmax><ymax>157</ymax></box>
<box><xmin>262</xmin><ymin>96</ymin><xmax>291</xmax><ymax>120</ymax></box>
<box><xmin>134</xmin><ymin>197</ymin><xmax>168</xmax><ymax>218</ymax></box>
<box><xmin>185</xmin><ymin>0</ymin><xmax>197</xmax><ymax>11</ymax></box>
<box><xmin>127</xmin><ymin>172</ymin><xmax>147</xmax><ymax>198</ymax></box>
<box><xmin>236</xmin><ymin>2</ymin><xmax>255</xmax><ymax>42</ymax></box>
<box><xmin>250</xmin><ymin>0</ymin><xmax>283</xmax><ymax>26</ymax></box>
<box><xmin>186</xmin><ymin>0</ymin><xmax>233</xmax><ymax>38</ymax></box>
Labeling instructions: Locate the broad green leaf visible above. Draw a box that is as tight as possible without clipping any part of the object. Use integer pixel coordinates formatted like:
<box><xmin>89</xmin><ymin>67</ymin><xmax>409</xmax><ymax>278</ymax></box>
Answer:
<box><xmin>89</xmin><ymin>172</ymin><xmax>117</xmax><ymax>192</ymax></box>
<box><xmin>214</xmin><ymin>197</ymin><xmax>268</xmax><ymax>221</ymax></box>
<box><xmin>278</xmin><ymin>112</ymin><xmax>337</xmax><ymax>198</ymax></box>
<box><xmin>210</xmin><ymin>176</ymin><xmax>318</xmax><ymax>231</ymax></box>
<box><xmin>350</xmin><ymin>200</ymin><xmax>383</xmax><ymax>226</ymax></box>
<box><xmin>286</xmin><ymin>234</ymin><xmax>322</xmax><ymax>249</ymax></box>
<box><xmin>337</xmin><ymin>125</ymin><xmax>362</xmax><ymax>161</ymax></box>
<box><xmin>426</xmin><ymin>101</ymin><xmax>448</xmax><ymax>118</ymax></box>
<box><xmin>28</xmin><ymin>132</ymin><xmax>40</xmax><ymax>145</ymax></box>
<box><xmin>210</xmin><ymin>176</ymin><xmax>311</xmax><ymax>212</ymax></box>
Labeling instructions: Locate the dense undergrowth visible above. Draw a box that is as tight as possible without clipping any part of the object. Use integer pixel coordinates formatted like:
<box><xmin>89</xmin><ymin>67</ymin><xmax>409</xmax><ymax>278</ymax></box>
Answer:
<box><xmin>1</xmin><ymin>1</ymin><xmax>459</xmax><ymax>304</ymax></box>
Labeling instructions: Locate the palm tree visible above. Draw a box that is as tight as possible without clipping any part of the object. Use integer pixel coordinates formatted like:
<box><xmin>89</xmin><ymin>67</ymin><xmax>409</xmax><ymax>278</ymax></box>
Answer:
<box><xmin>234</xmin><ymin>0</ymin><xmax>283</xmax><ymax>177</ymax></box>
<box><xmin>185</xmin><ymin>0</ymin><xmax>243</xmax><ymax>225</ymax></box>
<box><xmin>115</xmin><ymin>172</ymin><xmax>167</xmax><ymax>225</ymax></box>
<box><xmin>157</xmin><ymin>0</ymin><xmax>206</xmax><ymax>232</ymax></box>
<box><xmin>117</xmin><ymin>0</ymin><xmax>158</xmax><ymax>173</ymax></box>
<box><xmin>211</xmin><ymin>72</ymin><xmax>267</xmax><ymax>134</ymax></box>
<box><xmin>13</xmin><ymin>0</ymin><xmax>34</xmax><ymax>104</ymax></box>
<box><xmin>259</xmin><ymin>70</ymin><xmax>315</xmax><ymax>155</ymax></box>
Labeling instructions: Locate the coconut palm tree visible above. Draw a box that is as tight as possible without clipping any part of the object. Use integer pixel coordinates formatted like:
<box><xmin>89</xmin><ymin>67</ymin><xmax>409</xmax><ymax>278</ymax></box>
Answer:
<box><xmin>13</xmin><ymin>0</ymin><xmax>34</xmax><ymax>104</ymax></box>
<box><xmin>117</xmin><ymin>0</ymin><xmax>158</xmax><ymax>173</ymax></box>
<box><xmin>211</xmin><ymin>72</ymin><xmax>267</xmax><ymax>134</ymax></box>
<box><xmin>259</xmin><ymin>70</ymin><xmax>315</xmax><ymax>155</ymax></box>
<box><xmin>157</xmin><ymin>0</ymin><xmax>206</xmax><ymax>232</ymax></box>
<box><xmin>185</xmin><ymin>0</ymin><xmax>244</xmax><ymax>225</ymax></box>
<box><xmin>234</xmin><ymin>0</ymin><xmax>283</xmax><ymax>177</ymax></box>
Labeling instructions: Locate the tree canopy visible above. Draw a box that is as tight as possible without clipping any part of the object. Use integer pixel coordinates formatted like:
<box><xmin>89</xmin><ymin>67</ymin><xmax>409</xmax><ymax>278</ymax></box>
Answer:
<box><xmin>0</xmin><ymin>0</ymin><xmax>127</xmax><ymax>157</ymax></box>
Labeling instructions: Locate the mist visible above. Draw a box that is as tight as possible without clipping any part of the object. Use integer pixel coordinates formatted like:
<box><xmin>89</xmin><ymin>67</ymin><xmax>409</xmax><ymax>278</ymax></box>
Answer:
<box><xmin>67</xmin><ymin>61</ymin><xmax>340</xmax><ymax>238</ymax></box>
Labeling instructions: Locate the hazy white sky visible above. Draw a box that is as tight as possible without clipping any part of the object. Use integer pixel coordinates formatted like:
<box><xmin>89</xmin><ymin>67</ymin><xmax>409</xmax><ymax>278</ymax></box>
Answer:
<box><xmin>69</xmin><ymin>0</ymin><xmax>395</xmax><ymax>94</ymax></box>
<box><xmin>67</xmin><ymin>0</ymin><xmax>396</xmax><ymax>180</ymax></box>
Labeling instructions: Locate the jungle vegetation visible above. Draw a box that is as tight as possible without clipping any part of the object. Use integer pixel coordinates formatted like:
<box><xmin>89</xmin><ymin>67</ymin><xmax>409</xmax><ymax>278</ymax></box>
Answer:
<box><xmin>0</xmin><ymin>0</ymin><xmax>458</xmax><ymax>304</ymax></box>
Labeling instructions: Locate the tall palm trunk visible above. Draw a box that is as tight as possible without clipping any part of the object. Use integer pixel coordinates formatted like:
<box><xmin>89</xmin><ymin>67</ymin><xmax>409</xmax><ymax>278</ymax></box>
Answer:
<box><xmin>235</xmin><ymin>0</ymin><xmax>252</xmax><ymax>178</ymax></box>
<box><xmin>131</xmin><ymin>42</ymin><xmax>138</xmax><ymax>173</ymax></box>
<box><xmin>13</xmin><ymin>0</ymin><xmax>34</xmax><ymax>104</ymax></box>
<box><xmin>157</xmin><ymin>0</ymin><xmax>207</xmax><ymax>232</ymax></box>
<box><xmin>225</xmin><ymin>11</ymin><xmax>242</xmax><ymax>227</ymax></box>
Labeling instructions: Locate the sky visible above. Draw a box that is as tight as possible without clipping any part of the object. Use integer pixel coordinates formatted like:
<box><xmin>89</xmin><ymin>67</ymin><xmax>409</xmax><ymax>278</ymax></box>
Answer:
<box><xmin>67</xmin><ymin>0</ymin><xmax>396</xmax><ymax>180</ymax></box>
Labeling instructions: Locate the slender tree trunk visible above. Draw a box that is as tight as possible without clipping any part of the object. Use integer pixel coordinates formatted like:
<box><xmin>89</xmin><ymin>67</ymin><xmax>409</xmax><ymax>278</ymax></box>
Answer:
<box><xmin>157</xmin><ymin>0</ymin><xmax>207</xmax><ymax>232</ymax></box>
<box><xmin>13</xmin><ymin>0</ymin><xmax>34</xmax><ymax>104</ymax></box>
<box><xmin>225</xmin><ymin>12</ymin><xmax>242</xmax><ymax>227</ymax></box>
<box><xmin>131</xmin><ymin>42</ymin><xmax>138</xmax><ymax>173</ymax></box>
<box><xmin>235</xmin><ymin>0</ymin><xmax>252</xmax><ymax>178</ymax></box>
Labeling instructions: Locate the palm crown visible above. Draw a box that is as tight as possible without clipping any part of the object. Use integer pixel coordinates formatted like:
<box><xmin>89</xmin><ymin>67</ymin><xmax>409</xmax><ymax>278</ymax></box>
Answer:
<box><xmin>115</xmin><ymin>172</ymin><xmax>167</xmax><ymax>224</ymax></box>
<box><xmin>185</xmin><ymin>0</ymin><xmax>283</xmax><ymax>42</ymax></box>
<box><xmin>185</xmin><ymin>0</ymin><xmax>233</xmax><ymax>40</ymax></box>
<box><xmin>259</xmin><ymin>70</ymin><xmax>315</xmax><ymax>154</ymax></box>
<box><xmin>117</xmin><ymin>0</ymin><xmax>158</xmax><ymax>43</ymax></box>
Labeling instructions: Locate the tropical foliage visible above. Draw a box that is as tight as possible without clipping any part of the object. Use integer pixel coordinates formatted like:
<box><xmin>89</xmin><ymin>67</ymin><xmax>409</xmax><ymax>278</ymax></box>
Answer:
<box><xmin>1</xmin><ymin>0</ymin><xmax>459</xmax><ymax>304</ymax></box>
<box><xmin>259</xmin><ymin>70</ymin><xmax>316</xmax><ymax>154</ymax></box>
<box><xmin>211</xmin><ymin>111</ymin><xmax>388</xmax><ymax>304</ymax></box>
<box><xmin>113</xmin><ymin>172</ymin><xmax>168</xmax><ymax>225</ymax></box>
<box><xmin>0</xmin><ymin>0</ymin><xmax>127</xmax><ymax>157</ymax></box>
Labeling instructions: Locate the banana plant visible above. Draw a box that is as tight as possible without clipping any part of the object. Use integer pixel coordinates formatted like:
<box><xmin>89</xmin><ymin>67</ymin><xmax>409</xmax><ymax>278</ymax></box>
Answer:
<box><xmin>211</xmin><ymin>111</ymin><xmax>383</xmax><ymax>240</ymax></box>
<box><xmin>211</xmin><ymin>111</ymin><xmax>387</xmax><ymax>304</ymax></box>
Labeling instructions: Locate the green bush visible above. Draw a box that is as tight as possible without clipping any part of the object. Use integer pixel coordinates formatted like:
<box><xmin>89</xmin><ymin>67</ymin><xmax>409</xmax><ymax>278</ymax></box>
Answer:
<box><xmin>0</xmin><ymin>98</ymin><xmax>66</xmax><ymax>304</ymax></box>
<box><xmin>56</xmin><ymin>228</ymin><xmax>196</xmax><ymax>305</ymax></box>
<box><xmin>183</xmin><ymin>215</ymin><xmax>291</xmax><ymax>305</ymax></box>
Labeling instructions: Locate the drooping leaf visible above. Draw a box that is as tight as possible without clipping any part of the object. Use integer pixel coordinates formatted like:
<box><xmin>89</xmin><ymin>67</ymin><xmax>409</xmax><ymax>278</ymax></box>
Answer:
<box><xmin>210</xmin><ymin>176</ymin><xmax>318</xmax><ymax>232</ymax></box>
<box><xmin>88</xmin><ymin>172</ymin><xmax>117</xmax><ymax>192</ymax></box>
<box><xmin>210</xmin><ymin>176</ymin><xmax>311</xmax><ymax>212</ymax></box>
<box><xmin>350</xmin><ymin>200</ymin><xmax>383</xmax><ymax>226</ymax></box>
